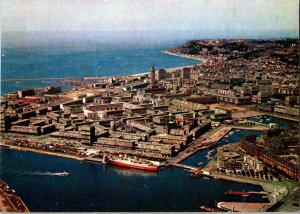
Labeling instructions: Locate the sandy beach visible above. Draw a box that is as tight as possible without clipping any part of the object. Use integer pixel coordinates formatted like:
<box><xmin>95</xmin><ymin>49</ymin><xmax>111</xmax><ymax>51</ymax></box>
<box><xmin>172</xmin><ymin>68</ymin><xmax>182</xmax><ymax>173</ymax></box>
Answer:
<box><xmin>162</xmin><ymin>50</ymin><xmax>208</xmax><ymax>63</ymax></box>
<box><xmin>131</xmin><ymin>50</ymin><xmax>206</xmax><ymax>78</ymax></box>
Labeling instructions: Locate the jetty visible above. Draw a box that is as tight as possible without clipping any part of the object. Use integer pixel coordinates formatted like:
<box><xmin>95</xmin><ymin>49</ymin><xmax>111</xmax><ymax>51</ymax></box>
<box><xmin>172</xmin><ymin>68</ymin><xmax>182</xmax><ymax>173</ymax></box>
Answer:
<box><xmin>168</xmin><ymin>126</ymin><xmax>232</xmax><ymax>165</ymax></box>
<box><xmin>83</xmin><ymin>156</ymin><xmax>105</xmax><ymax>164</ymax></box>
<box><xmin>169</xmin><ymin>163</ymin><xmax>198</xmax><ymax>171</ymax></box>
<box><xmin>0</xmin><ymin>180</ymin><xmax>29</xmax><ymax>212</ymax></box>
<box><xmin>217</xmin><ymin>202</ymin><xmax>271</xmax><ymax>212</ymax></box>
<box><xmin>224</xmin><ymin>190</ymin><xmax>268</xmax><ymax>196</ymax></box>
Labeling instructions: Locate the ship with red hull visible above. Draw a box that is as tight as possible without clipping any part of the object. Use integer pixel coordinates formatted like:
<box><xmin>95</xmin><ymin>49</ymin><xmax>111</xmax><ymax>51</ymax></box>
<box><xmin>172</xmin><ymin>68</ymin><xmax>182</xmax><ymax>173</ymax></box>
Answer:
<box><xmin>224</xmin><ymin>190</ymin><xmax>250</xmax><ymax>196</ymax></box>
<box><xmin>106</xmin><ymin>155</ymin><xmax>159</xmax><ymax>172</ymax></box>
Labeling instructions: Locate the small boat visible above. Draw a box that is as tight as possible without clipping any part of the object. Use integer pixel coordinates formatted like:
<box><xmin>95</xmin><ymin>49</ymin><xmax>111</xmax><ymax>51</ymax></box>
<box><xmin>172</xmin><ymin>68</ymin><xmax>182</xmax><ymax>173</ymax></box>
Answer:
<box><xmin>208</xmin><ymin>149</ymin><xmax>214</xmax><ymax>153</ymax></box>
<box><xmin>198</xmin><ymin>161</ymin><xmax>203</xmax><ymax>166</ymax></box>
<box><xmin>207</xmin><ymin>156</ymin><xmax>213</xmax><ymax>161</ymax></box>
<box><xmin>205</xmin><ymin>154</ymin><xmax>212</xmax><ymax>160</ymax></box>
<box><xmin>57</xmin><ymin>171</ymin><xmax>70</xmax><ymax>176</ymax></box>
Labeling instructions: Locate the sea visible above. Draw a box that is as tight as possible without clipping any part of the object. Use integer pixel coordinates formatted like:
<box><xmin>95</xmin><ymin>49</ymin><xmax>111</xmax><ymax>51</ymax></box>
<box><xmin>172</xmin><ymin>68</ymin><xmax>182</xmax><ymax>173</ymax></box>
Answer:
<box><xmin>0</xmin><ymin>37</ymin><xmax>297</xmax><ymax>211</ymax></box>
<box><xmin>1</xmin><ymin>116</ymin><xmax>295</xmax><ymax>212</ymax></box>
<box><xmin>1</xmin><ymin>40</ymin><xmax>199</xmax><ymax>95</ymax></box>
<box><xmin>0</xmin><ymin>131</ymin><xmax>267</xmax><ymax>212</ymax></box>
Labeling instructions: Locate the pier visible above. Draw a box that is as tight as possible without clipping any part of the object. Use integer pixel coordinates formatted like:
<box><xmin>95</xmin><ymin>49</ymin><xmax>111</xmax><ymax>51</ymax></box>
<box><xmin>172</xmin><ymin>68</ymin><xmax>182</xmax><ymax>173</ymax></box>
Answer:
<box><xmin>217</xmin><ymin>202</ymin><xmax>271</xmax><ymax>212</ymax></box>
<box><xmin>169</xmin><ymin>163</ymin><xmax>198</xmax><ymax>171</ymax></box>
<box><xmin>83</xmin><ymin>156</ymin><xmax>105</xmax><ymax>164</ymax></box>
<box><xmin>224</xmin><ymin>190</ymin><xmax>268</xmax><ymax>196</ymax></box>
<box><xmin>168</xmin><ymin>126</ymin><xmax>232</xmax><ymax>165</ymax></box>
<box><xmin>0</xmin><ymin>181</ymin><xmax>29</xmax><ymax>212</ymax></box>
<box><xmin>228</xmin><ymin>125</ymin><xmax>269</xmax><ymax>131</ymax></box>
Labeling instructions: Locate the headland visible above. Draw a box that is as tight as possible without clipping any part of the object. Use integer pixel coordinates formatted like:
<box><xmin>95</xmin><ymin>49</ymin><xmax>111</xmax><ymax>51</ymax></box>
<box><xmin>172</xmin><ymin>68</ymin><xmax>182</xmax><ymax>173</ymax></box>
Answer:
<box><xmin>1</xmin><ymin>38</ymin><xmax>299</xmax><ymax>212</ymax></box>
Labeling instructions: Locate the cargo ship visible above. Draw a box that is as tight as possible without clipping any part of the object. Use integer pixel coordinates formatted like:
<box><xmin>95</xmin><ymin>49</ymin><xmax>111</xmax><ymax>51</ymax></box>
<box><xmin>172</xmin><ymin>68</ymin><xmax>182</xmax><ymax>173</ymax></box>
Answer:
<box><xmin>105</xmin><ymin>155</ymin><xmax>159</xmax><ymax>171</ymax></box>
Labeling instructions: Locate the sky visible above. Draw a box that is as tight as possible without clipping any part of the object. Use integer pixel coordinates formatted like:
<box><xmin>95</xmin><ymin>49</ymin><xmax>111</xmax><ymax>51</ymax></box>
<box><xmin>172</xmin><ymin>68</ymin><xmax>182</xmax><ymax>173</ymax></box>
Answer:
<box><xmin>1</xmin><ymin>0</ymin><xmax>299</xmax><ymax>41</ymax></box>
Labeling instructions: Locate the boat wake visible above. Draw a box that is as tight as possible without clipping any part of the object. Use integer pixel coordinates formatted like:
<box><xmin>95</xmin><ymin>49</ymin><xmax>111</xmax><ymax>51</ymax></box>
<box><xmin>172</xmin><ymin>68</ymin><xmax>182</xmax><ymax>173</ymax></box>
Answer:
<box><xmin>29</xmin><ymin>171</ymin><xmax>70</xmax><ymax>176</ymax></box>
<box><xmin>0</xmin><ymin>171</ymin><xmax>69</xmax><ymax>181</ymax></box>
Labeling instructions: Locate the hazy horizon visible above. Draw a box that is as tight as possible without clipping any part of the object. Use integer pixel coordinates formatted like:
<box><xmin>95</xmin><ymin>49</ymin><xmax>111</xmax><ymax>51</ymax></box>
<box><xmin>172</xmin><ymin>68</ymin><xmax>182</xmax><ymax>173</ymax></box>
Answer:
<box><xmin>2</xmin><ymin>30</ymin><xmax>299</xmax><ymax>48</ymax></box>
<box><xmin>1</xmin><ymin>0</ymin><xmax>299</xmax><ymax>47</ymax></box>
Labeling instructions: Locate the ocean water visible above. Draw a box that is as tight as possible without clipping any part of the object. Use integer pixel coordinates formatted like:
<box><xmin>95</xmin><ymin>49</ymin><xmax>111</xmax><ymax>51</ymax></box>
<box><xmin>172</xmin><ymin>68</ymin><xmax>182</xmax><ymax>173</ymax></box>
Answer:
<box><xmin>182</xmin><ymin>129</ymin><xmax>261</xmax><ymax>168</ymax></box>
<box><xmin>3</xmin><ymin>124</ymin><xmax>291</xmax><ymax>211</ymax></box>
<box><xmin>0</xmin><ymin>38</ymin><xmax>291</xmax><ymax>211</ymax></box>
<box><xmin>1</xmin><ymin>42</ymin><xmax>200</xmax><ymax>95</ymax></box>
<box><xmin>249</xmin><ymin>115</ymin><xmax>298</xmax><ymax>128</ymax></box>
<box><xmin>0</xmin><ymin>146</ymin><xmax>267</xmax><ymax>212</ymax></box>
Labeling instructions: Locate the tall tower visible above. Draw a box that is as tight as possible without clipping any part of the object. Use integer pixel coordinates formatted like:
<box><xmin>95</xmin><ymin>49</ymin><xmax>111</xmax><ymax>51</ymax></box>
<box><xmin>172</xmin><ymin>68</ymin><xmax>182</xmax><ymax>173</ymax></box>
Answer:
<box><xmin>150</xmin><ymin>64</ymin><xmax>155</xmax><ymax>85</ymax></box>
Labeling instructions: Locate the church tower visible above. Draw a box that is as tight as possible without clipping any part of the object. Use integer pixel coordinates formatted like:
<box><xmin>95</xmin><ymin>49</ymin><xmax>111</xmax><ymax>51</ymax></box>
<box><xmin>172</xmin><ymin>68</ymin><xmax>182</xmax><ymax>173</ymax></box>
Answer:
<box><xmin>150</xmin><ymin>64</ymin><xmax>155</xmax><ymax>85</ymax></box>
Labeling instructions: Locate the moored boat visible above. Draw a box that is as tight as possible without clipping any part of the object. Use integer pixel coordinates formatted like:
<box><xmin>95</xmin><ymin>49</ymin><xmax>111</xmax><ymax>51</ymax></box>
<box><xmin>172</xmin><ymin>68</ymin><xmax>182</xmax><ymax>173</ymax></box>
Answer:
<box><xmin>224</xmin><ymin>190</ymin><xmax>249</xmax><ymax>196</ymax></box>
<box><xmin>106</xmin><ymin>155</ymin><xmax>159</xmax><ymax>171</ymax></box>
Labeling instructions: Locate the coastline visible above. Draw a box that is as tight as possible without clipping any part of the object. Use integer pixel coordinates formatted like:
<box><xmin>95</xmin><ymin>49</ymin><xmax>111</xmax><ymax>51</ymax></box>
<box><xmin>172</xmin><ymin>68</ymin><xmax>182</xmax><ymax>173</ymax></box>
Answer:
<box><xmin>162</xmin><ymin>50</ymin><xmax>208</xmax><ymax>63</ymax></box>
<box><xmin>1</xmin><ymin>48</ymin><xmax>203</xmax><ymax>96</ymax></box>
<box><xmin>131</xmin><ymin>50</ymin><xmax>205</xmax><ymax>77</ymax></box>
<box><xmin>0</xmin><ymin>49</ymin><xmax>205</xmax><ymax>162</ymax></box>
<box><xmin>204</xmin><ymin>157</ymin><xmax>290</xmax><ymax>207</ymax></box>
<box><xmin>264</xmin><ymin>112</ymin><xmax>299</xmax><ymax>123</ymax></box>
<box><xmin>2</xmin><ymin>144</ymin><xmax>84</xmax><ymax>161</ymax></box>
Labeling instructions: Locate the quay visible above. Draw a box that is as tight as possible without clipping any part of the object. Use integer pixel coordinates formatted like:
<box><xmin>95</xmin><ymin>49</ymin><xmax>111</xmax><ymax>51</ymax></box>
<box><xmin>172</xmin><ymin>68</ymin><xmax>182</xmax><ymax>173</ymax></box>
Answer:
<box><xmin>5</xmin><ymin>145</ymin><xmax>84</xmax><ymax>161</ymax></box>
<box><xmin>217</xmin><ymin>202</ymin><xmax>271</xmax><ymax>212</ymax></box>
<box><xmin>168</xmin><ymin>126</ymin><xmax>232</xmax><ymax>165</ymax></box>
<box><xmin>169</xmin><ymin>163</ymin><xmax>198</xmax><ymax>171</ymax></box>
<box><xmin>83</xmin><ymin>156</ymin><xmax>105</xmax><ymax>164</ymax></box>
<box><xmin>224</xmin><ymin>190</ymin><xmax>268</xmax><ymax>196</ymax></box>
<box><xmin>265</xmin><ymin>112</ymin><xmax>300</xmax><ymax>122</ymax></box>
<box><xmin>231</xmin><ymin>110</ymin><xmax>265</xmax><ymax>119</ymax></box>
<box><xmin>228</xmin><ymin>125</ymin><xmax>269</xmax><ymax>131</ymax></box>
<box><xmin>204</xmin><ymin>156</ymin><xmax>292</xmax><ymax>210</ymax></box>
<box><xmin>0</xmin><ymin>180</ymin><xmax>29</xmax><ymax>212</ymax></box>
